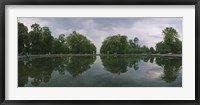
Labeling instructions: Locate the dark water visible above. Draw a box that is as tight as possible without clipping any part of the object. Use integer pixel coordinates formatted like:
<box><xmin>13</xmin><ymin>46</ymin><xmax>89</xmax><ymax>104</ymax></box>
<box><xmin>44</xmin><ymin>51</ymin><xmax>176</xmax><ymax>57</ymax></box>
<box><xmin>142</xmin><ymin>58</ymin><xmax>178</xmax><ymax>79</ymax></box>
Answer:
<box><xmin>18</xmin><ymin>56</ymin><xmax>182</xmax><ymax>87</ymax></box>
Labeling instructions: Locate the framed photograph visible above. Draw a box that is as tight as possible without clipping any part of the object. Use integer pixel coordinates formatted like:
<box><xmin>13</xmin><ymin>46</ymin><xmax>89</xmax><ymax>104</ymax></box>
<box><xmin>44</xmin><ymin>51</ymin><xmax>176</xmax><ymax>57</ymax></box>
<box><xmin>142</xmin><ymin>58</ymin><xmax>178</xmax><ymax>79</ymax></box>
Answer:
<box><xmin>1</xmin><ymin>0</ymin><xmax>200</xmax><ymax>104</ymax></box>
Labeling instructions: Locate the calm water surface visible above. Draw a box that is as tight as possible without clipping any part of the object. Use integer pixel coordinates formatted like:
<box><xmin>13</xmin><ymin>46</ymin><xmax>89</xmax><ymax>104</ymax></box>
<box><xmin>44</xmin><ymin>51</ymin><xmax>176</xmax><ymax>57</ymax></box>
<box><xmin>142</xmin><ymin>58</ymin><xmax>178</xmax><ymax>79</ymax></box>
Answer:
<box><xmin>18</xmin><ymin>56</ymin><xmax>182</xmax><ymax>87</ymax></box>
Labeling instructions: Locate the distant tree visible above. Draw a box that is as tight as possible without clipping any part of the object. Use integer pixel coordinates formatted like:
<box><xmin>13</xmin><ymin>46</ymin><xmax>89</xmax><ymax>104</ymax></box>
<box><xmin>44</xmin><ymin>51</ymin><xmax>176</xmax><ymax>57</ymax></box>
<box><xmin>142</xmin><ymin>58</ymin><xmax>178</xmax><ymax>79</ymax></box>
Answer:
<box><xmin>141</xmin><ymin>45</ymin><xmax>149</xmax><ymax>54</ymax></box>
<box><xmin>126</xmin><ymin>37</ymin><xmax>150</xmax><ymax>54</ymax></box>
<box><xmin>66</xmin><ymin>31</ymin><xmax>96</xmax><ymax>54</ymax></box>
<box><xmin>150</xmin><ymin>47</ymin><xmax>155</xmax><ymax>54</ymax></box>
<box><xmin>100</xmin><ymin>34</ymin><xmax>128</xmax><ymax>54</ymax></box>
<box><xmin>133</xmin><ymin>37</ymin><xmax>139</xmax><ymax>45</ymax></box>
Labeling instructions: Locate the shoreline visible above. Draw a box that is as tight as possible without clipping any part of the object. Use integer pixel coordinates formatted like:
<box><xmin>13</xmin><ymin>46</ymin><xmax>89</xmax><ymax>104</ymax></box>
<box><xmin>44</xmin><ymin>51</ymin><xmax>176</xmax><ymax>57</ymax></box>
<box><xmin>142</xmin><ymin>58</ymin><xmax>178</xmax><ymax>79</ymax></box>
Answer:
<box><xmin>18</xmin><ymin>54</ymin><xmax>182</xmax><ymax>59</ymax></box>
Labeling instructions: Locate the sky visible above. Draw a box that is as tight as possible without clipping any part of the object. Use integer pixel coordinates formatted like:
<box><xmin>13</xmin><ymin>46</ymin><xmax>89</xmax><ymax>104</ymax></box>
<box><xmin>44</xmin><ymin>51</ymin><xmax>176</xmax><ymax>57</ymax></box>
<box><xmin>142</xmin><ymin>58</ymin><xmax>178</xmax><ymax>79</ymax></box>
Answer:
<box><xmin>18</xmin><ymin>17</ymin><xmax>182</xmax><ymax>53</ymax></box>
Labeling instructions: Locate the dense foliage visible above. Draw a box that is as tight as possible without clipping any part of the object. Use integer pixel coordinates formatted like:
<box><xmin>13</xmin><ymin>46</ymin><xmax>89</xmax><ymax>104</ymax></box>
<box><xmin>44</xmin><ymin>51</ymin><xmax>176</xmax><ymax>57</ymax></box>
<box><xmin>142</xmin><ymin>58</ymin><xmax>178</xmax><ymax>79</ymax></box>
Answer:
<box><xmin>156</xmin><ymin>27</ymin><xmax>182</xmax><ymax>54</ymax></box>
<box><xmin>18</xmin><ymin>22</ymin><xmax>96</xmax><ymax>54</ymax></box>
<box><xmin>18</xmin><ymin>22</ymin><xmax>182</xmax><ymax>55</ymax></box>
<box><xmin>18</xmin><ymin>22</ymin><xmax>28</xmax><ymax>54</ymax></box>
<box><xmin>100</xmin><ymin>34</ymin><xmax>129</xmax><ymax>54</ymax></box>
<box><xmin>66</xmin><ymin>31</ymin><xmax>96</xmax><ymax>54</ymax></box>
<box><xmin>100</xmin><ymin>27</ymin><xmax>182</xmax><ymax>54</ymax></box>
<box><xmin>100</xmin><ymin>35</ymin><xmax>150</xmax><ymax>54</ymax></box>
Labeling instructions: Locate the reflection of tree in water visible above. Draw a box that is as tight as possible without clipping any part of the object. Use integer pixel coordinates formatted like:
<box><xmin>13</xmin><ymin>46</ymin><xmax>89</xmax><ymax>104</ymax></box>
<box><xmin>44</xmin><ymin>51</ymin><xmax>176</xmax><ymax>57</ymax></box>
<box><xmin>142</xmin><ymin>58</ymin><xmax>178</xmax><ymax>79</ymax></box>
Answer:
<box><xmin>143</xmin><ymin>56</ymin><xmax>150</xmax><ymax>62</ymax></box>
<box><xmin>18</xmin><ymin>56</ymin><xmax>96</xmax><ymax>86</ymax></box>
<box><xmin>156</xmin><ymin>57</ymin><xmax>182</xmax><ymax>83</ymax></box>
<box><xmin>18</xmin><ymin>58</ymin><xmax>55</xmax><ymax>86</ymax></box>
<box><xmin>101</xmin><ymin>56</ymin><xmax>143</xmax><ymax>73</ymax></box>
<box><xmin>128</xmin><ymin>56</ymin><xmax>154</xmax><ymax>71</ymax></box>
<box><xmin>18</xmin><ymin>61</ymin><xmax>29</xmax><ymax>87</ymax></box>
<box><xmin>141</xmin><ymin>56</ymin><xmax>155</xmax><ymax>63</ymax></box>
<box><xmin>100</xmin><ymin>56</ymin><xmax>129</xmax><ymax>74</ymax></box>
<box><xmin>65</xmin><ymin>56</ymin><xmax>96</xmax><ymax>77</ymax></box>
<box><xmin>52</xmin><ymin>57</ymin><xmax>70</xmax><ymax>75</ymax></box>
<box><xmin>127</xmin><ymin>56</ymin><xmax>141</xmax><ymax>71</ymax></box>
<box><xmin>150</xmin><ymin>57</ymin><xmax>154</xmax><ymax>63</ymax></box>
<box><xmin>29</xmin><ymin>58</ymin><xmax>54</xmax><ymax>86</ymax></box>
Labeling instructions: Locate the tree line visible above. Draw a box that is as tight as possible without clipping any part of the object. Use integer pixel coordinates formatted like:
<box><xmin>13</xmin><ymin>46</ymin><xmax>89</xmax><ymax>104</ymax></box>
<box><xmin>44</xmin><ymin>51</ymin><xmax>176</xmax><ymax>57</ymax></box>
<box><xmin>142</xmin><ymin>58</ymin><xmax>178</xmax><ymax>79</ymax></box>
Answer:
<box><xmin>18</xmin><ymin>22</ymin><xmax>182</xmax><ymax>55</ymax></box>
<box><xmin>18</xmin><ymin>22</ymin><xmax>96</xmax><ymax>55</ymax></box>
<box><xmin>100</xmin><ymin>27</ymin><xmax>182</xmax><ymax>54</ymax></box>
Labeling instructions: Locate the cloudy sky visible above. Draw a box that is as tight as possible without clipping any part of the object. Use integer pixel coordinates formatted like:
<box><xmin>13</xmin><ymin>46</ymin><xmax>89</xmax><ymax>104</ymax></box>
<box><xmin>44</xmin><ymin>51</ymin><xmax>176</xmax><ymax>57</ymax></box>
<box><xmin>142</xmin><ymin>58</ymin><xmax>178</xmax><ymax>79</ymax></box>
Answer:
<box><xmin>18</xmin><ymin>17</ymin><xmax>182</xmax><ymax>53</ymax></box>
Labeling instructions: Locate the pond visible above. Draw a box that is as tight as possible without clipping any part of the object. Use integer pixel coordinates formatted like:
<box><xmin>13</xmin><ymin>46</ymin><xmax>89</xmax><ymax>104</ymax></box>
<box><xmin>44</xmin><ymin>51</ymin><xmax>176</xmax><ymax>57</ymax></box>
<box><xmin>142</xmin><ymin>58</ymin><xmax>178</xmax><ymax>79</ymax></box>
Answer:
<box><xmin>18</xmin><ymin>55</ymin><xmax>182</xmax><ymax>87</ymax></box>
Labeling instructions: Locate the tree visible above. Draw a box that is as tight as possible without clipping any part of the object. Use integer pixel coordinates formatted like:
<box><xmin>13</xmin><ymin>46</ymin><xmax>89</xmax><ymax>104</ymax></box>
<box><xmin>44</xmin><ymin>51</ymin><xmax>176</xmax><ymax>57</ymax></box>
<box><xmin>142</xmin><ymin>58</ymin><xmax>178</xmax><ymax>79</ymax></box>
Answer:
<box><xmin>28</xmin><ymin>23</ymin><xmax>43</xmax><ymax>54</ymax></box>
<box><xmin>52</xmin><ymin>38</ymin><xmax>63</xmax><ymax>54</ymax></box>
<box><xmin>19</xmin><ymin>22</ymin><xmax>97</xmax><ymax>54</ymax></box>
<box><xmin>18</xmin><ymin>22</ymin><xmax>28</xmax><ymax>54</ymax></box>
<box><xmin>156</xmin><ymin>41</ymin><xmax>170</xmax><ymax>54</ymax></box>
<box><xmin>156</xmin><ymin>27</ymin><xmax>182</xmax><ymax>54</ymax></box>
<box><xmin>66</xmin><ymin>31</ymin><xmax>96</xmax><ymax>54</ymax></box>
<box><xmin>58</xmin><ymin>34</ymin><xmax>69</xmax><ymax>53</ymax></box>
<box><xmin>19</xmin><ymin>23</ymin><xmax>55</xmax><ymax>54</ymax></box>
<box><xmin>133</xmin><ymin>37</ymin><xmax>139</xmax><ymax>45</ymax></box>
<box><xmin>28</xmin><ymin>23</ymin><xmax>55</xmax><ymax>54</ymax></box>
<box><xmin>100</xmin><ymin>34</ymin><xmax>128</xmax><ymax>54</ymax></box>
<box><xmin>173</xmin><ymin>39</ymin><xmax>182</xmax><ymax>54</ymax></box>
<box><xmin>141</xmin><ymin>45</ymin><xmax>149</xmax><ymax>54</ymax></box>
<box><xmin>41</xmin><ymin>26</ymin><xmax>53</xmax><ymax>54</ymax></box>
<box><xmin>162</xmin><ymin>27</ymin><xmax>179</xmax><ymax>53</ymax></box>
<box><xmin>150</xmin><ymin>47</ymin><xmax>155</xmax><ymax>54</ymax></box>
<box><xmin>163</xmin><ymin>27</ymin><xmax>179</xmax><ymax>45</ymax></box>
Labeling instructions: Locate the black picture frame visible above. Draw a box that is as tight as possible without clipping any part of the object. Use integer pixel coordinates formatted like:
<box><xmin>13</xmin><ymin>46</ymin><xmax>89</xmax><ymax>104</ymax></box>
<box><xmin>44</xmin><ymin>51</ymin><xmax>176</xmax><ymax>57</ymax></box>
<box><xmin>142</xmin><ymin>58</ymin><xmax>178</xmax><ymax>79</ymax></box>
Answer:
<box><xmin>0</xmin><ymin>0</ymin><xmax>200</xmax><ymax>105</ymax></box>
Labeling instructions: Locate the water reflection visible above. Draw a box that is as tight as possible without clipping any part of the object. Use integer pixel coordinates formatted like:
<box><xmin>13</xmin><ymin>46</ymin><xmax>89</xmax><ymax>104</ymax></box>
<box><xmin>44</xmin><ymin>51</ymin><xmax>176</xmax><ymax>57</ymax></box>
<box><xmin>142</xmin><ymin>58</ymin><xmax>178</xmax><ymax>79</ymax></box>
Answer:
<box><xmin>18</xmin><ymin>56</ymin><xmax>182</xmax><ymax>87</ymax></box>
<box><xmin>100</xmin><ymin>56</ymin><xmax>129</xmax><ymax>74</ymax></box>
<box><xmin>127</xmin><ymin>56</ymin><xmax>141</xmax><ymax>70</ymax></box>
<box><xmin>100</xmin><ymin>56</ymin><xmax>181</xmax><ymax>83</ymax></box>
<box><xmin>19</xmin><ymin>58</ymin><xmax>55</xmax><ymax>86</ymax></box>
<box><xmin>18</xmin><ymin>56</ymin><xmax>96</xmax><ymax>86</ymax></box>
<box><xmin>155</xmin><ymin>57</ymin><xmax>182</xmax><ymax>83</ymax></box>
<box><xmin>65</xmin><ymin>56</ymin><xmax>96</xmax><ymax>77</ymax></box>
<box><xmin>100</xmin><ymin>56</ymin><xmax>143</xmax><ymax>74</ymax></box>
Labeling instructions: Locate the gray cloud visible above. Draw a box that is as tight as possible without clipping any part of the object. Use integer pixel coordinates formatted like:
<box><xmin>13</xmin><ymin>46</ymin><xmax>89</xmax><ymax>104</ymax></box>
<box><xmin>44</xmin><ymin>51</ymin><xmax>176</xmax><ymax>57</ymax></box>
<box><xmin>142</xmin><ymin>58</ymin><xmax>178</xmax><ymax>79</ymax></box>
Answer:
<box><xmin>18</xmin><ymin>17</ymin><xmax>182</xmax><ymax>53</ymax></box>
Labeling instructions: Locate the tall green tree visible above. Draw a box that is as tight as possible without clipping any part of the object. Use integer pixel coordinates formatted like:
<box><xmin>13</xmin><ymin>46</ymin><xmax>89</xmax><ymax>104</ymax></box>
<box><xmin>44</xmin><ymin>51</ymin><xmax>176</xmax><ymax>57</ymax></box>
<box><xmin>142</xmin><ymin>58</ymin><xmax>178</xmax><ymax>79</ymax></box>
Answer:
<box><xmin>41</xmin><ymin>27</ymin><xmax>54</xmax><ymax>54</ymax></box>
<box><xmin>28</xmin><ymin>23</ymin><xmax>43</xmax><ymax>54</ymax></box>
<box><xmin>133</xmin><ymin>37</ymin><xmax>139</xmax><ymax>45</ymax></box>
<box><xmin>24</xmin><ymin>23</ymin><xmax>54</xmax><ymax>54</ymax></box>
<box><xmin>66</xmin><ymin>31</ymin><xmax>96</xmax><ymax>54</ymax></box>
<box><xmin>18</xmin><ymin>22</ymin><xmax>28</xmax><ymax>54</ymax></box>
<box><xmin>156</xmin><ymin>27</ymin><xmax>182</xmax><ymax>54</ymax></box>
<box><xmin>150</xmin><ymin>47</ymin><xmax>155</xmax><ymax>54</ymax></box>
<box><xmin>52</xmin><ymin>37</ymin><xmax>63</xmax><ymax>54</ymax></box>
<box><xmin>100</xmin><ymin>34</ymin><xmax>128</xmax><ymax>54</ymax></box>
<box><xmin>126</xmin><ymin>37</ymin><xmax>150</xmax><ymax>54</ymax></box>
